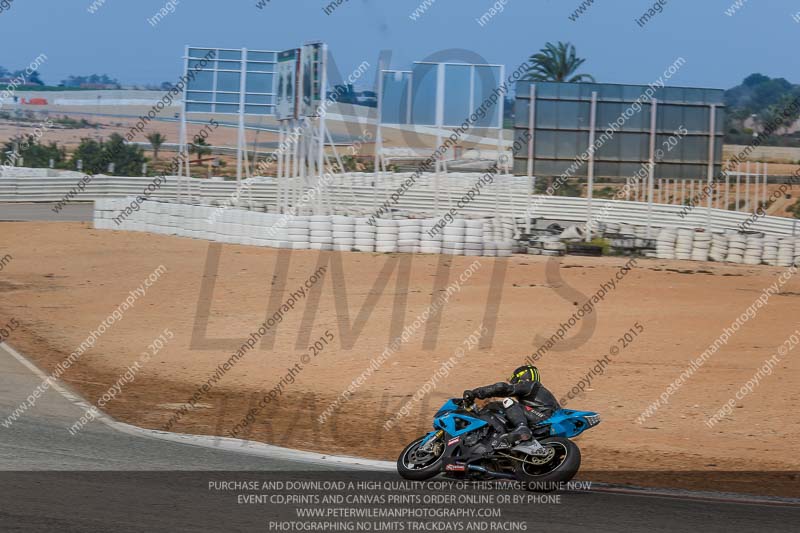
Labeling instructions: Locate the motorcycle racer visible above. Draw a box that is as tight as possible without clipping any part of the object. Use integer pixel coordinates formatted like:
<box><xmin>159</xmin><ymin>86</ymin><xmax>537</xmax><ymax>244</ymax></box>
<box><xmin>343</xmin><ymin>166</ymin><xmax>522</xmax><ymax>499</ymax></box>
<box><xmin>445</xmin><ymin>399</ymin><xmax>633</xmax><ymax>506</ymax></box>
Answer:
<box><xmin>463</xmin><ymin>365</ymin><xmax>561</xmax><ymax>446</ymax></box>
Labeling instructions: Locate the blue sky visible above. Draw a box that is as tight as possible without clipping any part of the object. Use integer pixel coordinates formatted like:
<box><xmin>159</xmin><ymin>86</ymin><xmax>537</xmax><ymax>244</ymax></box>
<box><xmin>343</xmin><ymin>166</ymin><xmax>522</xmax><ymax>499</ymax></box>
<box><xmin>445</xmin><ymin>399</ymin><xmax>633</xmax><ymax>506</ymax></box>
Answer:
<box><xmin>1</xmin><ymin>0</ymin><xmax>798</xmax><ymax>90</ymax></box>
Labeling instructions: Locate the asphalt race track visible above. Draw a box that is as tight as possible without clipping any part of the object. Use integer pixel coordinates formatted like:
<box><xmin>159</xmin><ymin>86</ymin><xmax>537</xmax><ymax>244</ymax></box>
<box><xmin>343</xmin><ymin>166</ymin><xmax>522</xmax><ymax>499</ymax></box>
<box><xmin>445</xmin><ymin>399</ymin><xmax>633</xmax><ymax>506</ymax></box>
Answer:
<box><xmin>0</xmin><ymin>202</ymin><xmax>94</xmax><ymax>222</ymax></box>
<box><xmin>0</xmin><ymin>342</ymin><xmax>798</xmax><ymax>532</ymax></box>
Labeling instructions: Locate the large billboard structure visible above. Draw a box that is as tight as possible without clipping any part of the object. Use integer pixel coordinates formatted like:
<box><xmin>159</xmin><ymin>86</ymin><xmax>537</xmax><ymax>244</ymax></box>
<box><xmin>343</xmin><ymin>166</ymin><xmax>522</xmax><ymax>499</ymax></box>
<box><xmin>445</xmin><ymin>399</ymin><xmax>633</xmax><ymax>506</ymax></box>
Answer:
<box><xmin>376</xmin><ymin>61</ymin><xmax>507</xmax><ymax>213</ymax></box>
<box><xmin>184</xmin><ymin>47</ymin><xmax>277</xmax><ymax>116</ymax></box>
<box><xmin>379</xmin><ymin>62</ymin><xmax>504</xmax><ymax>129</ymax></box>
<box><xmin>275</xmin><ymin>49</ymin><xmax>300</xmax><ymax>120</ymax></box>
<box><xmin>513</xmin><ymin>80</ymin><xmax>726</xmax><ymax>238</ymax></box>
<box><xmin>180</xmin><ymin>43</ymin><xmax>329</xmax><ymax>211</ymax></box>
<box><xmin>513</xmin><ymin>81</ymin><xmax>725</xmax><ymax>179</ymax></box>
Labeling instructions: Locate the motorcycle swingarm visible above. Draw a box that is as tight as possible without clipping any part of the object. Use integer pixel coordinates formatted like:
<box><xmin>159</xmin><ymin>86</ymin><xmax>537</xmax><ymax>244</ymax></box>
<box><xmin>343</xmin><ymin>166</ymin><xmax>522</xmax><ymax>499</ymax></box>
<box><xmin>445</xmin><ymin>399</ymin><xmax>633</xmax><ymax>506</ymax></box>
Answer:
<box><xmin>511</xmin><ymin>440</ymin><xmax>550</xmax><ymax>457</ymax></box>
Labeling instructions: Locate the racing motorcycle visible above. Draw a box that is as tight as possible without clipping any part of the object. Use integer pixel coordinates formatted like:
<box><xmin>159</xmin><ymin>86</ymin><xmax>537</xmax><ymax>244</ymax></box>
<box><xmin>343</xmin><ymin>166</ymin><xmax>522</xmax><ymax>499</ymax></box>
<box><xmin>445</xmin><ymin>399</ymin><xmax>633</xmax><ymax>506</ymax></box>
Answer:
<box><xmin>397</xmin><ymin>395</ymin><xmax>600</xmax><ymax>486</ymax></box>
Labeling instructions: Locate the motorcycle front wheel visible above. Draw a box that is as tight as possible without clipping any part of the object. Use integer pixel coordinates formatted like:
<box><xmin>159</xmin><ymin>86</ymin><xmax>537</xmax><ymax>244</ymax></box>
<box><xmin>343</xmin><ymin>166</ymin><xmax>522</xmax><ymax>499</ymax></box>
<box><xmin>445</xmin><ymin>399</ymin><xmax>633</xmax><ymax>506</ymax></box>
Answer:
<box><xmin>397</xmin><ymin>435</ymin><xmax>445</xmax><ymax>481</ymax></box>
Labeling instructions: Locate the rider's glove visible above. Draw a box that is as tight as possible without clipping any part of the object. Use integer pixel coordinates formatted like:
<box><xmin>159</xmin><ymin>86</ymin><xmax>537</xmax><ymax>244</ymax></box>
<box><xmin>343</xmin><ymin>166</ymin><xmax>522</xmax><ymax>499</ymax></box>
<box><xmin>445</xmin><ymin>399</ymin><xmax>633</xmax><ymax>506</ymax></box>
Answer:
<box><xmin>463</xmin><ymin>390</ymin><xmax>476</xmax><ymax>404</ymax></box>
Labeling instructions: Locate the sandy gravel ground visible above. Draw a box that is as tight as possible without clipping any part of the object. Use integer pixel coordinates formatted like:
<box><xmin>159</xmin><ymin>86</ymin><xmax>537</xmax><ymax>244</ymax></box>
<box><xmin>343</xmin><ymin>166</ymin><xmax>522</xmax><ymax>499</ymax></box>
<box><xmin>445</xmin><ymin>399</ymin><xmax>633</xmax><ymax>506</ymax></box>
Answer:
<box><xmin>1</xmin><ymin>222</ymin><xmax>799</xmax><ymax>496</ymax></box>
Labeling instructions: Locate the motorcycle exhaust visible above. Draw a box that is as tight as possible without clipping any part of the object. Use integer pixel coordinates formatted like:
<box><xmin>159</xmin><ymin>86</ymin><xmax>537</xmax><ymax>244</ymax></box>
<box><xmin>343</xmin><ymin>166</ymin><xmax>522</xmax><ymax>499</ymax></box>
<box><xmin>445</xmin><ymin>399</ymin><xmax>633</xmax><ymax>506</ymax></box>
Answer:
<box><xmin>467</xmin><ymin>464</ymin><xmax>517</xmax><ymax>480</ymax></box>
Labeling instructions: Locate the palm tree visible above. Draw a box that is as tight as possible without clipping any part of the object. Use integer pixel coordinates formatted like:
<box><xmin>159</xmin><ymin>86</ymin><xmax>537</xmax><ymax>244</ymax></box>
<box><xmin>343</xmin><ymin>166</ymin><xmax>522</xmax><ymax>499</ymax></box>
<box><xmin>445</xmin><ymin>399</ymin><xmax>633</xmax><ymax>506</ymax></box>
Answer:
<box><xmin>146</xmin><ymin>132</ymin><xmax>166</xmax><ymax>161</ymax></box>
<box><xmin>526</xmin><ymin>42</ymin><xmax>595</xmax><ymax>83</ymax></box>
<box><xmin>189</xmin><ymin>137</ymin><xmax>211</xmax><ymax>164</ymax></box>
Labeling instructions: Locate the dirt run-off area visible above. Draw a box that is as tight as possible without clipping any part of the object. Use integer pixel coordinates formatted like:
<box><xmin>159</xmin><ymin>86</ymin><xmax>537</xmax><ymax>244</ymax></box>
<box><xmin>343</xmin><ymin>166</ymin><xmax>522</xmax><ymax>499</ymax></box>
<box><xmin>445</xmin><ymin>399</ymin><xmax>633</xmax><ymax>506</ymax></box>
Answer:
<box><xmin>1</xmin><ymin>221</ymin><xmax>799</xmax><ymax>497</ymax></box>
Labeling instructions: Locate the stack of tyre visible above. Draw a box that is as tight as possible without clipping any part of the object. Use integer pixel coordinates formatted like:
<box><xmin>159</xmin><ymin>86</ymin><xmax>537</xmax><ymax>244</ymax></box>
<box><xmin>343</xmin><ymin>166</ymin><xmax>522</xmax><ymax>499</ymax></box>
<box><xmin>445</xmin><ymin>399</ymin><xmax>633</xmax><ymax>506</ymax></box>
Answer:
<box><xmin>397</xmin><ymin>219</ymin><xmax>421</xmax><ymax>253</ymax></box>
<box><xmin>354</xmin><ymin>218</ymin><xmax>376</xmax><ymax>252</ymax></box>
<box><xmin>287</xmin><ymin>216</ymin><xmax>310</xmax><ymax>250</ymax></box>
<box><xmin>690</xmin><ymin>231</ymin><xmax>711</xmax><ymax>262</ymax></box>
<box><xmin>675</xmin><ymin>229</ymin><xmax>694</xmax><ymax>260</ymax></box>
<box><xmin>655</xmin><ymin>228</ymin><xmax>677</xmax><ymax>260</ymax></box>
<box><xmin>266</xmin><ymin>215</ymin><xmax>289</xmax><ymax>247</ymax></box>
<box><xmin>419</xmin><ymin>219</ymin><xmax>443</xmax><ymax>254</ymax></box>
<box><xmin>375</xmin><ymin>219</ymin><xmax>399</xmax><ymax>253</ymax></box>
<box><xmin>777</xmin><ymin>237</ymin><xmax>794</xmax><ymax>267</ymax></box>
<box><xmin>442</xmin><ymin>219</ymin><xmax>466</xmax><ymax>255</ymax></box>
<box><xmin>332</xmin><ymin>215</ymin><xmax>355</xmax><ymax>252</ymax></box>
<box><xmin>212</xmin><ymin>209</ymin><xmax>231</xmax><ymax>243</ymax></box>
<box><xmin>463</xmin><ymin>220</ymin><xmax>484</xmax><ymax>256</ymax></box>
<box><xmin>709</xmin><ymin>233</ymin><xmax>729</xmax><ymax>262</ymax></box>
<box><xmin>762</xmin><ymin>235</ymin><xmax>779</xmax><ymax>266</ymax></box>
<box><xmin>165</xmin><ymin>202</ymin><xmax>182</xmax><ymax>236</ymax></box>
<box><xmin>743</xmin><ymin>235</ymin><xmax>764</xmax><ymax>265</ymax></box>
<box><xmin>483</xmin><ymin>218</ymin><xmax>515</xmax><ymax>257</ymax></box>
<box><xmin>795</xmin><ymin>237</ymin><xmax>800</xmax><ymax>266</ymax></box>
<box><xmin>725</xmin><ymin>234</ymin><xmax>746</xmax><ymax>263</ymax></box>
<box><xmin>309</xmin><ymin>215</ymin><xmax>333</xmax><ymax>251</ymax></box>
<box><xmin>539</xmin><ymin>236</ymin><xmax>567</xmax><ymax>257</ymax></box>
<box><xmin>482</xmin><ymin>219</ymin><xmax>498</xmax><ymax>257</ymax></box>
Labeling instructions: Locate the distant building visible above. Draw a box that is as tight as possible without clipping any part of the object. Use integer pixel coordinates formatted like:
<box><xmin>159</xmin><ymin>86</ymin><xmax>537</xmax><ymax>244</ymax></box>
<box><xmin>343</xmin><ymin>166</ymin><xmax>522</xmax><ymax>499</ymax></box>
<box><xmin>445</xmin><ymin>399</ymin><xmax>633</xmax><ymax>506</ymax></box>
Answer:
<box><xmin>0</xmin><ymin>77</ymin><xmax>39</xmax><ymax>87</ymax></box>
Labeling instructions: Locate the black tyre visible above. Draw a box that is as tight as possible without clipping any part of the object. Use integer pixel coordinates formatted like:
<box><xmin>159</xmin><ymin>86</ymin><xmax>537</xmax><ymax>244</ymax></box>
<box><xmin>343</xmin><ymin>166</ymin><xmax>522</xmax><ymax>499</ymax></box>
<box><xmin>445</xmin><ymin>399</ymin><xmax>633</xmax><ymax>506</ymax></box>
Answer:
<box><xmin>397</xmin><ymin>435</ymin><xmax>445</xmax><ymax>481</ymax></box>
<box><xmin>512</xmin><ymin>437</ymin><xmax>581</xmax><ymax>490</ymax></box>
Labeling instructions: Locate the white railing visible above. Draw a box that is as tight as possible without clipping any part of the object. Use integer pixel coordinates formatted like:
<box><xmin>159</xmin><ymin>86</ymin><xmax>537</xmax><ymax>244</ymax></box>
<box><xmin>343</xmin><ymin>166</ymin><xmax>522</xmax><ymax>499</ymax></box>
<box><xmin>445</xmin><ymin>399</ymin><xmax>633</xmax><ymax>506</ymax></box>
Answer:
<box><xmin>2</xmin><ymin>170</ymin><xmax>798</xmax><ymax>236</ymax></box>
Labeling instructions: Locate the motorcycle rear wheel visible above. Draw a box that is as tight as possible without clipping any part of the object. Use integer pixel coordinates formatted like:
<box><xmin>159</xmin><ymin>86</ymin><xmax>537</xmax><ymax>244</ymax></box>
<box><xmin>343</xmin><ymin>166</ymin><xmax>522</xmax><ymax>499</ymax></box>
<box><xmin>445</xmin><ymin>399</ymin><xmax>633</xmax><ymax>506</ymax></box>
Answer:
<box><xmin>512</xmin><ymin>437</ymin><xmax>581</xmax><ymax>490</ymax></box>
<box><xmin>397</xmin><ymin>435</ymin><xmax>445</xmax><ymax>481</ymax></box>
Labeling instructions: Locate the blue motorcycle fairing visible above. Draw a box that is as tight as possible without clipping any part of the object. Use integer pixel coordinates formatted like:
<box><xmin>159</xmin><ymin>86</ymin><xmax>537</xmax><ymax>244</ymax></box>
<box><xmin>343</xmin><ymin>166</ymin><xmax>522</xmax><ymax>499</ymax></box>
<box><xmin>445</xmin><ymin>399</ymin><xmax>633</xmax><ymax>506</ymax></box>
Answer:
<box><xmin>434</xmin><ymin>399</ymin><xmax>461</xmax><ymax>418</ymax></box>
<box><xmin>434</xmin><ymin>412</ymin><xmax>488</xmax><ymax>437</ymax></box>
<box><xmin>538</xmin><ymin>409</ymin><xmax>601</xmax><ymax>438</ymax></box>
<box><xmin>428</xmin><ymin>399</ymin><xmax>489</xmax><ymax>438</ymax></box>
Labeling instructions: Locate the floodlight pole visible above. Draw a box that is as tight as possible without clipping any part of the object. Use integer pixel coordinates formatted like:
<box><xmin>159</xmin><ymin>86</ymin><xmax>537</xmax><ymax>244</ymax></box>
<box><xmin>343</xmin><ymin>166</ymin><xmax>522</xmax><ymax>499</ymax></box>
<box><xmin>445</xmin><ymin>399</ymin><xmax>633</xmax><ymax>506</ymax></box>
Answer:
<box><xmin>178</xmin><ymin>45</ymin><xmax>189</xmax><ymax>204</ymax></box>
<box><xmin>235</xmin><ymin>48</ymin><xmax>248</xmax><ymax>207</ymax></box>
<box><xmin>735</xmin><ymin>170</ymin><xmax>741</xmax><ymax>212</ymax></box>
<box><xmin>704</xmin><ymin>104</ymin><xmax>717</xmax><ymax>230</ymax></box>
<box><xmin>292</xmin><ymin>118</ymin><xmax>301</xmax><ymax>209</ymax></box>
<box><xmin>526</xmin><ymin>83</ymin><xmax>536</xmax><ymax>235</ymax></box>
<box><xmin>754</xmin><ymin>161</ymin><xmax>761</xmax><ymax>213</ymax></box>
<box><xmin>434</xmin><ymin>63</ymin><xmax>446</xmax><ymax>216</ymax></box>
<box><xmin>724</xmin><ymin>173</ymin><xmax>730</xmax><ymax>210</ymax></box>
<box><xmin>276</xmin><ymin>121</ymin><xmax>284</xmax><ymax>213</ymax></box>
<box><xmin>763</xmin><ymin>162</ymin><xmax>768</xmax><ymax>208</ymax></box>
<box><xmin>585</xmin><ymin>91</ymin><xmax>597</xmax><ymax>242</ymax></box>
<box><xmin>498</xmin><ymin>65</ymin><xmax>507</xmax><ymax>175</ymax></box>
<box><xmin>375</xmin><ymin>60</ymin><xmax>386</xmax><ymax>211</ymax></box>
<box><xmin>316</xmin><ymin>44</ymin><xmax>329</xmax><ymax>215</ymax></box>
<box><xmin>745</xmin><ymin>160</ymin><xmax>751</xmax><ymax>213</ymax></box>
<box><xmin>646</xmin><ymin>98</ymin><xmax>658</xmax><ymax>239</ymax></box>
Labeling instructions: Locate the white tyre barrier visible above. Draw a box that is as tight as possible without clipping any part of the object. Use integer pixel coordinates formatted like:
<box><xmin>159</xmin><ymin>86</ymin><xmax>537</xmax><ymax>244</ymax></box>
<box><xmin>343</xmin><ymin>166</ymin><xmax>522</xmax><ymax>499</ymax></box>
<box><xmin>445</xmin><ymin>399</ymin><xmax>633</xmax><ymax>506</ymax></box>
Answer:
<box><xmin>794</xmin><ymin>237</ymin><xmax>800</xmax><ymax>266</ymax></box>
<box><xmin>354</xmin><ymin>218</ymin><xmax>376</xmax><ymax>252</ymax></box>
<box><xmin>743</xmin><ymin>235</ymin><xmax>765</xmax><ymax>265</ymax></box>
<box><xmin>93</xmin><ymin>199</ymin><xmax>797</xmax><ymax>267</ymax></box>
<box><xmin>397</xmin><ymin>219</ymin><xmax>421</xmax><ymax>254</ymax></box>
<box><xmin>777</xmin><ymin>237</ymin><xmax>794</xmax><ymax>267</ymax></box>
<box><xmin>675</xmin><ymin>229</ymin><xmax>694</xmax><ymax>260</ymax></box>
<box><xmin>442</xmin><ymin>219</ymin><xmax>466</xmax><ymax>255</ymax></box>
<box><xmin>690</xmin><ymin>232</ymin><xmax>711</xmax><ymax>262</ymax></box>
<box><xmin>287</xmin><ymin>216</ymin><xmax>310</xmax><ymax>250</ymax></box>
<box><xmin>709</xmin><ymin>233</ymin><xmax>729</xmax><ymax>262</ymax></box>
<box><xmin>656</xmin><ymin>229</ymin><xmax>677</xmax><ymax>260</ymax></box>
<box><xmin>375</xmin><ymin>219</ymin><xmax>399</xmax><ymax>253</ymax></box>
<box><xmin>762</xmin><ymin>235</ymin><xmax>779</xmax><ymax>266</ymax></box>
<box><xmin>419</xmin><ymin>218</ymin><xmax>443</xmax><ymax>254</ymax></box>
<box><xmin>463</xmin><ymin>220</ymin><xmax>484</xmax><ymax>256</ymax></box>
<box><xmin>726</xmin><ymin>234</ymin><xmax>746</xmax><ymax>264</ymax></box>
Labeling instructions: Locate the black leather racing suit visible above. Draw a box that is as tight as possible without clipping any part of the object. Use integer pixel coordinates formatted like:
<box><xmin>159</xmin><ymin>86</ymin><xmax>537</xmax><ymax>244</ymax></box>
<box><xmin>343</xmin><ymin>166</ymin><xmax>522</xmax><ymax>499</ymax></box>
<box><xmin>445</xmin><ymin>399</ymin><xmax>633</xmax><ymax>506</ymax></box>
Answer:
<box><xmin>470</xmin><ymin>381</ymin><xmax>561</xmax><ymax>430</ymax></box>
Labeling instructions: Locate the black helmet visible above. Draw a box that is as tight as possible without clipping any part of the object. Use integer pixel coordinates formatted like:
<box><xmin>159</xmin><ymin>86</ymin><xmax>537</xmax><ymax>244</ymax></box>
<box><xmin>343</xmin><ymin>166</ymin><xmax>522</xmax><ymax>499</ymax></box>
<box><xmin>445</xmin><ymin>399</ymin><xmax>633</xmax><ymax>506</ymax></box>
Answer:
<box><xmin>509</xmin><ymin>365</ymin><xmax>540</xmax><ymax>384</ymax></box>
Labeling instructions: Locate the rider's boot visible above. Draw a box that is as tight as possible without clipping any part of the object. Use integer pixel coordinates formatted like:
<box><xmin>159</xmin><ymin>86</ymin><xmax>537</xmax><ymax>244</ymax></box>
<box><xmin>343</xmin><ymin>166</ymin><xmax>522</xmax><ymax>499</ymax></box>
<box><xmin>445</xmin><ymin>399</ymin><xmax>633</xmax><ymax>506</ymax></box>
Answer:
<box><xmin>495</xmin><ymin>424</ymin><xmax>532</xmax><ymax>448</ymax></box>
<box><xmin>508</xmin><ymin>423</ymin><xmax>532</xmax><ymax>444</ymax></box>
